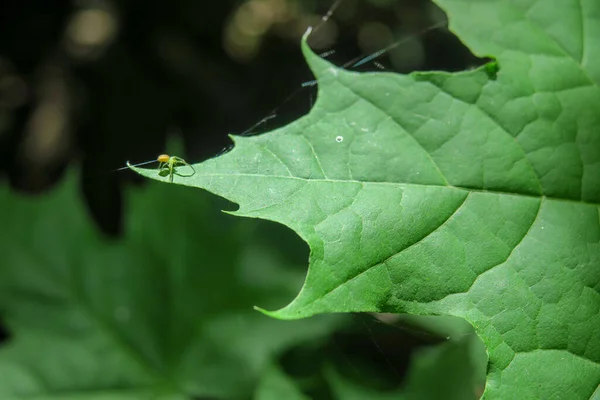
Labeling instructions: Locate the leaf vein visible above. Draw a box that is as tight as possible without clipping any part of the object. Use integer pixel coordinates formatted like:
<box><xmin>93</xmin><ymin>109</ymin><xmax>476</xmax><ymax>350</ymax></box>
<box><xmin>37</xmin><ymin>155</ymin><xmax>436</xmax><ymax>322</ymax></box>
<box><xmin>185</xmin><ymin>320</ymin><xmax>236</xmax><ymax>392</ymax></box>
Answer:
<box><xmin>299</xmin><ymin>134</ymin><xmax>328</xmax><ymax>179</ymax></box>
<box><xmin>305</xmin><ymin>192</ymin><xmax>471</xmax><ymax>309</ymax></box>
<box><xmin>342</xmin><ymin>84</ymin><xmax>451</xmax><ymax>186</ymax></box>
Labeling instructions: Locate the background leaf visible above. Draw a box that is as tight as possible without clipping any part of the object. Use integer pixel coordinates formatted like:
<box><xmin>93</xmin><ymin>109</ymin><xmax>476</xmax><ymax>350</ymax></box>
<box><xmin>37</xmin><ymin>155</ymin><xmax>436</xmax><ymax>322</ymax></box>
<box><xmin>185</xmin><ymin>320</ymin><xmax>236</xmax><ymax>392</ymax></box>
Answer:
<box><xmin>0</xmin><ymin>173</ymin><xmax>344</xmax><ymax>398</ymax></box>
<box><xmin>254</xmin><ymin>364</ymin><xmax>311</xmax><ymax>400</ymax></box>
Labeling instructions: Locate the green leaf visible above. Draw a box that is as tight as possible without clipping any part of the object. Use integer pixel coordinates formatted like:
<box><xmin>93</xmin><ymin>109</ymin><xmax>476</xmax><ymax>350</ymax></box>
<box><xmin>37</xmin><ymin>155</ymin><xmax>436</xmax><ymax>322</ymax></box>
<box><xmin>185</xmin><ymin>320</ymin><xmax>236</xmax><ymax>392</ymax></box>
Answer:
<box><xmin>131</xmin><ymin>0</ymin><xmax>600</xmax><ymax>398</ymax></box>
<box><xmin>395</xmin><ymin>336</ymin><xmax>482</xmax><ymax>400</ymax></box>
<box><xmin>254</xmin><ymin>364</ymin><xmax>310</xmax><ymax>400</ymax></box>
<box><xmin>326</xmin><ymin>336</ymin><xmax>478</xmax><ymax>400</ymax></box>
<box><xmin>255</xmin><ymin>315</ymin><xmax>484</xmax><ymax>400</ymax></box>
<box><xmin>0</xmin><ymin>174</ymin><xmax>343</xmax><ymax>399</ymax></box>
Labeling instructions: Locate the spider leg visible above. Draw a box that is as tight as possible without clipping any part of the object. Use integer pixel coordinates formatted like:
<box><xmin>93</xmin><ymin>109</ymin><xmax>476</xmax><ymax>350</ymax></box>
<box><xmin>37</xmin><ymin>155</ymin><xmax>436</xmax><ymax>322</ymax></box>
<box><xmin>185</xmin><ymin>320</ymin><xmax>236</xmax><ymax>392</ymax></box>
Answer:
<box><xmin>156</xmin><ymin>162</ymin><xmax>172</xmax><ymax>182</ymax></box>
<box><xmin>175</xmin><ymin>162</ymin><xmax>195</xmax><ymax>177</ymax></box>
<box><xmin>171</xmin><ymin>157</ymin><xmax>196</xmax><ymax>178</ymax></box>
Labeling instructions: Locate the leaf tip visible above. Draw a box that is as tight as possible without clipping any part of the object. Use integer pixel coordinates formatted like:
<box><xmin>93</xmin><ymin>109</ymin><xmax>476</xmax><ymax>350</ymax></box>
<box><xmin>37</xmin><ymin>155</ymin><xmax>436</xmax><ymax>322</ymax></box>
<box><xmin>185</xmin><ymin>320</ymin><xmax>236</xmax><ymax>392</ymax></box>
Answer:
<box><xmin>300</xmin><ymin>25</ymin><xmax>339</xmax><ymax>84</ymax></box>
<box><xmin>302</xmin><ymin>26</ymin><xmax>313</xmax><ymax>41</ymax></box>
<box><xmin>222</xmin><ymin>208</ymin><xmax>242</xmax><ymax>217</ymax></box>
<box><xmin>254</xmin><ymin>304</ymin><xmax>308</xmax><ymax>320</ymax></box>
<box><xmin>253</xmin><ymin>305</ymin><xmax>278</xmax><ymax>318</ymax></box>
<box><xmin>484</xmin><ymin>59</ymin><xmax>499</xmax><ymax>80</ymax></box>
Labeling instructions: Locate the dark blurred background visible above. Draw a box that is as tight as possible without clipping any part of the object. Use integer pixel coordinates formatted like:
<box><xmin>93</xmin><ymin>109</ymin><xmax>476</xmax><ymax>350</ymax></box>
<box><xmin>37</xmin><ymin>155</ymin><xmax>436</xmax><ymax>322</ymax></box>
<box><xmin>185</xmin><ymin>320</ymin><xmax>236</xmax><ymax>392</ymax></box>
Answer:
<box><xmin>0</xmin><ymin>0</ymin><xmax>479</xmax><ymax>237</ymax></box>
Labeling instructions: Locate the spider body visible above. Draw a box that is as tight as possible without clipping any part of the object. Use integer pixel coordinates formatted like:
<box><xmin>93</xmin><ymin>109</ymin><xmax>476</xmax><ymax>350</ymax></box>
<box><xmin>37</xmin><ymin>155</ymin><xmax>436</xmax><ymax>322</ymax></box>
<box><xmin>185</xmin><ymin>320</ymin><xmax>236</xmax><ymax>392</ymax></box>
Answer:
<box><xmin>123</xmin><ymin>154</ymin><xmax>195</xmax><ymax>183</ymax></box>
<box><xmin>157</xmin><ymin>155</ymin><xmax>195</xmax><ymax>183</ymax></box>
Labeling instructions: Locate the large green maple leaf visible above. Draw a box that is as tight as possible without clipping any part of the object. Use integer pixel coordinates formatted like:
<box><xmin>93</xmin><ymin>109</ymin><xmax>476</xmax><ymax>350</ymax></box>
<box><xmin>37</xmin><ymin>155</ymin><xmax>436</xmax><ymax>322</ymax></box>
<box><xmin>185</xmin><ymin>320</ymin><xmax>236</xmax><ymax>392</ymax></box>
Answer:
<box><xmin>132</xmin><ymin>0</ymin><xmax>600</xmax><ymax>398</ymax></box>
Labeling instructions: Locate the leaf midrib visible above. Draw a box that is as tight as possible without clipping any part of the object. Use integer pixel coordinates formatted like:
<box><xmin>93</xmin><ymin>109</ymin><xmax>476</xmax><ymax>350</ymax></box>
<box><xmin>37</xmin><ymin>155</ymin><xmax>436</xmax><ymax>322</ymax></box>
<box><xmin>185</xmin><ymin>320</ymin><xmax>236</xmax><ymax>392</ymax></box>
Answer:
<box><xmin>192</xmin><ymin>172</ymin><xmax>599</xmax><ymax>206</ymax></box>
